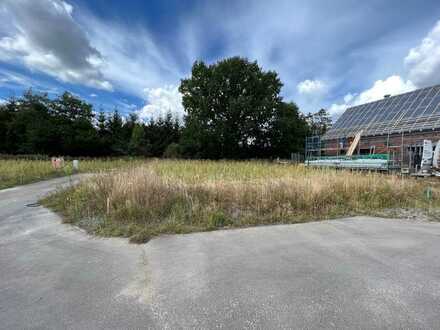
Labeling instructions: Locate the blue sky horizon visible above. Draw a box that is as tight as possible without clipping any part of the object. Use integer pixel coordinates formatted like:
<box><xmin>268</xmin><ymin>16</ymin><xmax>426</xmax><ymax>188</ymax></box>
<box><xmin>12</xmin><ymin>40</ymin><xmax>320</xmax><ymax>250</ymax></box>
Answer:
<box><xmin>1</xmin><ymin>0</ymin><xmax>440</xmax><ymax>121</ymax></box>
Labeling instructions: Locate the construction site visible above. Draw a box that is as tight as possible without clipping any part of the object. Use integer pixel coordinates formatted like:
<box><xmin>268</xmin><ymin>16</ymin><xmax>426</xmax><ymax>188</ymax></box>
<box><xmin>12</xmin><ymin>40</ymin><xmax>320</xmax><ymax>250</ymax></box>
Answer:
<box><xmin>305</xmin><ymin>84</ymin><xmax>440</xmax><ymax>175</ymax></box>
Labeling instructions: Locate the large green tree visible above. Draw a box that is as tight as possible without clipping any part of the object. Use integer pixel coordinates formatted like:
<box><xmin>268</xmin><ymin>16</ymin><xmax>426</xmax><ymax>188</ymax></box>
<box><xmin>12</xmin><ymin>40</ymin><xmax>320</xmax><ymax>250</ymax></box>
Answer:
<box><xmin>179</xmin><ymin>57</ymin><xmax>306</xmax><ymax>158</ymax></box>
<box><xmin>51</xmin><ymin>92</ymin><xmax>98</xmax><ymax>156</ymax></box>
<box><xmin>272</xmin><ymin>102</ymin><xmax>309</xmax><ymax>158</ymax></box>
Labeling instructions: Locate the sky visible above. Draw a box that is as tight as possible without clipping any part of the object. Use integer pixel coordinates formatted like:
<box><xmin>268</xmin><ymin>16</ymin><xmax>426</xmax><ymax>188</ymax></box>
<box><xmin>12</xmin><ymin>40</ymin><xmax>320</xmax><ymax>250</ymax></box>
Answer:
<box><xmin>1</xmin><ymin>0</ymin><xmax>440</xmax><ymax>121</ymax></box>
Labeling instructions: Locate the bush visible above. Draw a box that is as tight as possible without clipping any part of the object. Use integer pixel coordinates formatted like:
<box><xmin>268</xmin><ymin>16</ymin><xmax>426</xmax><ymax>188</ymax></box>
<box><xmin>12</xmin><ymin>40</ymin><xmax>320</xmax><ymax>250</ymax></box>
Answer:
<box><xmin>163</xmin><ymin>143</ymin><xmax>182</xmax><ymax>159</ymax></box>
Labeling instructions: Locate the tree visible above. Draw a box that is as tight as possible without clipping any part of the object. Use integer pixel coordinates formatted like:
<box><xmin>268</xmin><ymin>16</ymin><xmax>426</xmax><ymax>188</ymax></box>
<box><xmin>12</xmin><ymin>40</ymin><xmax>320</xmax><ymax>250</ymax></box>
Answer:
<box><xmin>271</xmin><ymin>102</ymin><xmax>309</xmax><ymax>158</ymax></box>
<box><xmin>8</xmin><ymin>90</ymin><xmax>56</xmax><ymax>155</ymax></box>
<box><xmin>129</xmin><ymin>123</ymin><xmax>146</xmax><ymax>155</ymax></box>
<box><xmin>144</xmin><ymin>113</ymin><xmax>182</xmax><ymax>157</ymax></box>
<box><xmin>50</xmin><ymin>92</ymin><xmax>98</xmax><ymax>156</ymax></box>
<box><xmin>97</xmin><ymin>111</ymin><xmax>107</xmax><ymax>133</ymax></box>
<box><xmin>306</xmin><ymin>108</ymin><xmax>332</xmax><ymax>136</ymax></box>
<box><xmin>179</xmin><ymin>57</ymin><xmax>283</xmax><ymax>159</ymax></box>
<box><xmin>163</xmin><ymin>142</ymin><xmax>181</xmax><ymax>158</ymax></box>
<box><xmin>94</xmin><ymin>111</ymin><xmax>111</xmax><ymax>156</ymax></box>
<box><xmin>107</xmin><ymin>110</ymin><xmax>126</xmax><ymax>155</ymax></box>
<box><xmin>0</xmin><ymin>90</ymin><xmax>183</xmax><ymax>157</ymax></box>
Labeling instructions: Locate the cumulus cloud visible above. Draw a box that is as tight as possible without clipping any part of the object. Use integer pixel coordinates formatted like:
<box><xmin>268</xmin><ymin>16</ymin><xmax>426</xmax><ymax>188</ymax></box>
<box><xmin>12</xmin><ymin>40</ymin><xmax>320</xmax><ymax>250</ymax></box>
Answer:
<box><xmin>355</xmin><ymin>76</ymin><xmax>415</xmax><ymax>105</ymax></box>
<box><xmin>328</xmin><ymin>18</ymin><xmax>440</xmax><ymax>120</ymax></box>
<box><xmin>297</xmin><ymin>79</ymin><xmax>327</xmax><ymax>95</ymax></box>
<box><xmin>137</xmin><ymin>86</ymin><xmax>184</xmax><ymax>122</ymax></box>
<box><xmin>0</xmin><ymin>0</ymin><xmax>112</xmax><ymax>91</ymax></box>
<box><xmin>329</xmin><ymin>75</ymin><xmax>416</xmax><ymax>117</ymax></box>
<box><xmin>405</xmin><ymin>20</ymin><xmax>440</xmax><ymax>88</ymax></box>
<box><xmin>0</xmin><ymin>0</ymin><xmax>186</xmax><ymax>120</ymax></box>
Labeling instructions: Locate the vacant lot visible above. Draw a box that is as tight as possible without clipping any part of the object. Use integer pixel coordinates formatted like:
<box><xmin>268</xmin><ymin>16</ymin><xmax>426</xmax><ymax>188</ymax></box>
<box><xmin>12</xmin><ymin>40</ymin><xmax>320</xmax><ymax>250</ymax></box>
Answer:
<box><xmin>0</xmin><ymin>158</ymin><xmax>145</xmax><ymax>189</ymax></box>
<box><xmin>42</xmin><ymin>160</ymin><xmax>440</xmax><ymax>243</ymax></box>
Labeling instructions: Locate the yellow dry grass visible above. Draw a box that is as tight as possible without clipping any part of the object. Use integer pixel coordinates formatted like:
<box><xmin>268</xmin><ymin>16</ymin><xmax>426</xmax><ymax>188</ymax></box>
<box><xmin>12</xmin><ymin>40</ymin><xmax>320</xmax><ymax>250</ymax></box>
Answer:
<box><xmin>0</xmin><ymin>158</ymin><xmax>147</xmax><ymax>189</ymax></box>
<box><xmin>43</xmin><ymin>160</ymin><xmax>440</xmax><ymax>243</ymax></box>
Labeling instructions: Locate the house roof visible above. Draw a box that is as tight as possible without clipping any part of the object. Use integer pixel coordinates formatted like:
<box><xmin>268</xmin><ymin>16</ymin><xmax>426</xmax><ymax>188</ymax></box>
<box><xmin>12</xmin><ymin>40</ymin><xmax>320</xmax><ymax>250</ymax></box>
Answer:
<box><xmin>323</xmin><ymin>84</ymin><xmax>440</xmax><ymax>140</ymax></box>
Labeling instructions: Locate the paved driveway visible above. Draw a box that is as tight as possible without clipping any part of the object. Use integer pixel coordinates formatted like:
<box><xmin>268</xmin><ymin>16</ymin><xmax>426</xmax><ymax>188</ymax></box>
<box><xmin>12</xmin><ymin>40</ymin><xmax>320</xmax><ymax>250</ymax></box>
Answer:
<box><xmin>1</xmin><ymin>176</ymin><xmax>440</xmax><ymax>329</ymax></box>
<box><xmin>0</xmin><ymin>176</ymin><xmax>153</xmax><ymax>329</ymax></box>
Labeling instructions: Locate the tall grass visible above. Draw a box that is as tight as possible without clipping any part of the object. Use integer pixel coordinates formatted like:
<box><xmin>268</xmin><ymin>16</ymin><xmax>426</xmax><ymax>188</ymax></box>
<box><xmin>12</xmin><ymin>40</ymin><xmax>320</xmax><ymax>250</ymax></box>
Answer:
<box><xmin>43</xmin><ymin>160</ymin><xmax>440</xmax><ymax>243</ymax></box>
<box><xmin>0</xmin><ymin>158</ymin><xmax>147</xmax><ymax>189</ymax></box>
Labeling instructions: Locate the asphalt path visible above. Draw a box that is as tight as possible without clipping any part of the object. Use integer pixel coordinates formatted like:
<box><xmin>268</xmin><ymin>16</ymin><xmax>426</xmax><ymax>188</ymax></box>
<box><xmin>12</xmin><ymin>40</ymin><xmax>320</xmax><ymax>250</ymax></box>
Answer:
<box><xmin>1</xmin><ymin>176</ymin><xmax>440</xmax><ymax>329</ymax></box>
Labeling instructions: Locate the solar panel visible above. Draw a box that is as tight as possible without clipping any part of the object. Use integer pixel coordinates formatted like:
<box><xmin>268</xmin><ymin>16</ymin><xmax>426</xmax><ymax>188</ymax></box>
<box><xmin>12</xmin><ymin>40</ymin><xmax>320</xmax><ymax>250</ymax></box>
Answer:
<box><xmin>323</xmin><ymin>84</ymin><xmax>440</xmax><ymax>140</ymax></box>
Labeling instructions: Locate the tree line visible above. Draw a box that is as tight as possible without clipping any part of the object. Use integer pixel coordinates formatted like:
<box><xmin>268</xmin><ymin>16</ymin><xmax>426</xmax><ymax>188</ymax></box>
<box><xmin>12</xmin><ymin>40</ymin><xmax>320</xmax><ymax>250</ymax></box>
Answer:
<box><xmin>0</xmin><ymin>57</ymin><xmax>331</xmax><ymax>159</ymax></box>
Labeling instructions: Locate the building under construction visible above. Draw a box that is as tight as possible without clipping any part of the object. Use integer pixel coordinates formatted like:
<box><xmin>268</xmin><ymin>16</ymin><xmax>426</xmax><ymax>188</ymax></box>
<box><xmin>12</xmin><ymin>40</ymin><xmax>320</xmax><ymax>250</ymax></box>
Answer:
<box><xmin>306</xmin><ymin>84</ymin><xmax>440</xmax><ymax>173</ymax></box>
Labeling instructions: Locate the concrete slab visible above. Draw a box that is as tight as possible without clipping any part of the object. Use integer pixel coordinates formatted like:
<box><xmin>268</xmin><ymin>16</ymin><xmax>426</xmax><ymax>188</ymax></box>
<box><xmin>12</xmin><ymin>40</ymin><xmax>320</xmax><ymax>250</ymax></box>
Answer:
<box><xmin>144</xmin><ymin>218</ymin><xmax>440</xmax><ymax>329</ymax></box>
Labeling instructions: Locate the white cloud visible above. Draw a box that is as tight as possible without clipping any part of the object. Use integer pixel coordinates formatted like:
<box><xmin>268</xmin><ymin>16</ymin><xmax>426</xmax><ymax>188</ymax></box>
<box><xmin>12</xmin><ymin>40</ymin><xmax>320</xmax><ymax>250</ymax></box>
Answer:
<box><xmin>82</xmin><ymin>17</ymin><xmax>182</xmax><ymax>99</ymax></box>
<box><xmin>137</xmin><ymin>86</ymin><xmax>184</xmax><ymax>122</ymax></box>
<box><xmin>343</xmin><ymin>93</ymin><xmax>355</xmax><ymax>104</ymax></box>
<box><xmin>328</xmin><ymin>102</ymin><xmax>349</xmax><ymax>118</ymax></box>
<box><xmin>0</xmin><ymin>0</ymin><xmax>112</xmax><ymax>91</ymax></box>
<box><xmin>0</xmin><ymin>98</ymin><xmax>6</xmax><ymax>104</ymax></box>
<box><xmin>329</xmin><ymin>75</ymin><xmax>416</xmax><ymax>118</ymax></box>
<box><xmin>355</xmin><ymin>75</ymin><xmax>415</xmax><ymax>105</ymax></box>
<box><xmin>1</xmin><ymin>0</ymin><xmax>438</xmax><ymax>123</ymax></box>
<box><xmin>0</xmin><ymin>0</ymin><xmax>185</xmax><ymax>120</ymax></box>
<box><xmin>297</xmin><ymin>79</ymin><xmax>327</xmax><ymax>95</ymax></box>
<box><xmin>328</xmin><ymin>19</ymin><xmax>440</xmax><ymax>120</ymax></box>
<box><xmin>405</xmin><ymin>20</ymin><xmax>440</xmax><ymax>88</ymax></box>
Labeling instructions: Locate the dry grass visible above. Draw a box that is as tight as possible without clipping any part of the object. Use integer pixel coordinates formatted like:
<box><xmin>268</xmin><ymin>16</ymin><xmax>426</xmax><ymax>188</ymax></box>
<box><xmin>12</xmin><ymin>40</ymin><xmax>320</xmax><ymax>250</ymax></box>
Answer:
<box><xmin>42</xmin><ymin>160</ymin><xmax>440</xmax><ymax>243</ymax></box>
<box><xmin>0</xmin><ymin>158</ymin><xmax>147</xmax><ymax>189</ymax></box>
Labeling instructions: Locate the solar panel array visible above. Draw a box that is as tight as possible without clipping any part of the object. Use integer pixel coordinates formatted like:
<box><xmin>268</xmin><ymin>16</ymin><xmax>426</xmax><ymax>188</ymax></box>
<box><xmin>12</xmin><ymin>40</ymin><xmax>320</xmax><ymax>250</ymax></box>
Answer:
<box><xmin>323</xmin><ymin>84</ymin><xmax>440</xmax><ymax>140</ymax></box>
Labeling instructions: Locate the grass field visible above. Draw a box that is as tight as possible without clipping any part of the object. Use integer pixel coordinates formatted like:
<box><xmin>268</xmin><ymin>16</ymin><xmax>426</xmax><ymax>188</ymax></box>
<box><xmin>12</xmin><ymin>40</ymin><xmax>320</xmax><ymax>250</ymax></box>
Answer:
<box><xmin>42</xmin><ymin>159</ymin><xmax>440</xmax><ymax>243</ymax></box>
<box><xmin>0</xmin><ymin>158</ymin><xmax>146</xmax><ymax>189</ymax></box>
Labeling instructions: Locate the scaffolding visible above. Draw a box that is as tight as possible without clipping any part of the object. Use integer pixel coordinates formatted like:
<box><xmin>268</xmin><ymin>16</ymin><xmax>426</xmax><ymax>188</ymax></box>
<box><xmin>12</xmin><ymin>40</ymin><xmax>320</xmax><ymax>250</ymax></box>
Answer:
<box><xmin>305</xmin><ymin>130</ymin><xmax>439</xmax><ymax>173</ymax></box>
<box><xmin>305</xmin><ymin>84</ymin><xmax>440</xmax><ymax>172</ymax></box>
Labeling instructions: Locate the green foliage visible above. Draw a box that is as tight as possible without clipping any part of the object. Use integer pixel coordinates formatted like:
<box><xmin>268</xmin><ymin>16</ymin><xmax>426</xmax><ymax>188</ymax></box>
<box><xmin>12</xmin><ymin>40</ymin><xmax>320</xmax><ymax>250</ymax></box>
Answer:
<box><xmin>179</xmin><ymin>57</ymin><xmax>309</xmax><ymax>159</ymax></box>
<box><xmin>163</xmin><ymin>142</ymin><xmax>181</xmax><ymax>158</ymax></box>
<box><xmin>0</xmin><ymin>89</ymin><xmax>182</xmax><ymax>157</ymax></box>
<box><xmin>306</xmin><ymin>108</ymin><xmax>332</xmax><ymax>135</ymax></box>
<box><xmin>272</xmin><ymin>102</ymin><xmax>310</xmax><ymax>158</ymax></box>
<box><xmin>129</xmin><ymin>124</ymin><xmax>146</xmax><ymax>155</ymax></box>
<box><xmin>0</xmin><ymin>57</ymin><xmax>316</xmax><ymax>159</ymax></box>
<box><xmin>144</xmin><ymin>113</ymin><xmax>182</xmax><ymax>157</ymax></box>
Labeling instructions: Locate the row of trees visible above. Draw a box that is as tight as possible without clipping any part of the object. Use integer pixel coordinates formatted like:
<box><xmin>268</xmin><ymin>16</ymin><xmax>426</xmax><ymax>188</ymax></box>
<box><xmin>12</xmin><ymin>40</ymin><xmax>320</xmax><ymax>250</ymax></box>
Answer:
<box><xmin>0</xmin><ymin>91</ymin><xmax>181</xmax><ymax>157</ymax></box>
<box><xmin>0</xmin><ymin>57</ymin><xmax>331</xmax><ymax>159</ymax></box>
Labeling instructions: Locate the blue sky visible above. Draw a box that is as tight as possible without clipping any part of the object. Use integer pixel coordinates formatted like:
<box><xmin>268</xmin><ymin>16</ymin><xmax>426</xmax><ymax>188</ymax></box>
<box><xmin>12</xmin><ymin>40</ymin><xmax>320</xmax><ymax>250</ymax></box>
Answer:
<box><xmin>1</xmin><ymin>0</ymin><xmax>440</xmax><ymax>120</ymax></box>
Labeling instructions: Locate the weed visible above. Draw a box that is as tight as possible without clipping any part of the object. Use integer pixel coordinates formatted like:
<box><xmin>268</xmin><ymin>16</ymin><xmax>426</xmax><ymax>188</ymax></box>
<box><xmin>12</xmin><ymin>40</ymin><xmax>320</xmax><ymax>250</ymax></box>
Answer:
<box><xmin>41</xmin><ymin>160</ymin><xmax>440</xmax><ymax>243</ymax></box>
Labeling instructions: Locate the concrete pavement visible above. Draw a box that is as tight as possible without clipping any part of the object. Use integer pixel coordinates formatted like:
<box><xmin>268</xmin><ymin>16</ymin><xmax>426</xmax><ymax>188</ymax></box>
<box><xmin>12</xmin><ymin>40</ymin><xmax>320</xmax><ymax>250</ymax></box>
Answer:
<box><xmin>1</xmin><ymin>176</ymin><xmax>440</xmax><ymax>329</ymax></box>
<box><xmin>145</xmin><ymin>218</ymin><xmax>440</xmax><ymax>329</ymax></box>
<box><xmin>0</xmin><ymin>176</ymin><xmax>154</xmax><ymax>329</ymax></box>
